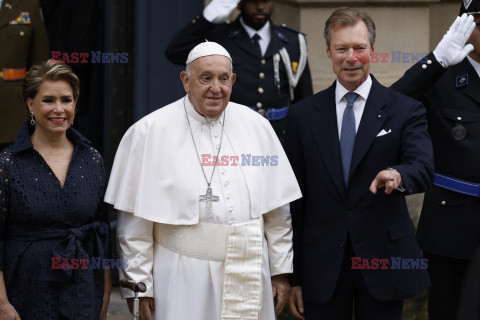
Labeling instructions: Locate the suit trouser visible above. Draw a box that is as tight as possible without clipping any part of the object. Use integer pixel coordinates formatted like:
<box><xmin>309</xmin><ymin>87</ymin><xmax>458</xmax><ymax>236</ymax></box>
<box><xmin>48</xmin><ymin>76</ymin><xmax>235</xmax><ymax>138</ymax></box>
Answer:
<box><xmin>305</xmin><ymin>237</ymin><xmax>404</xmax><ymax>320</ymax></box>
<box><xmin>423</xmin><ymin>252</ymin><xmax>470</xmax><ymax>320</ymax></box>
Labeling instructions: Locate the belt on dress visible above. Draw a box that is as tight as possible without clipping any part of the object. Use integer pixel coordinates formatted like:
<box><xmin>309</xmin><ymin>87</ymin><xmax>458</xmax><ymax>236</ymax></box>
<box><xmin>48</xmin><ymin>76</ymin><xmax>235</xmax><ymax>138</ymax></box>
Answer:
<box><xmin>249</xmin><ymin>105</ymin><xmax>289</xmax><ymax>121</ymax></box>
<box><xmin>154</xmin><ymin>220</ymin><xmax>264</xmax><ymax>320</ymax></box>
<box><xmin>0</xmin><ymin>68</ymin><xmax>27</xmax><ymax>81</ymax></box>
<box><xmin>6</xmin><ymin>220</ymin><xmax>110</xmax><ymax>320</ymax></box>
<box><xmin>434</xmin><ymin>173</ymin><xmax>480</xmax><ymax>197</ymax></box>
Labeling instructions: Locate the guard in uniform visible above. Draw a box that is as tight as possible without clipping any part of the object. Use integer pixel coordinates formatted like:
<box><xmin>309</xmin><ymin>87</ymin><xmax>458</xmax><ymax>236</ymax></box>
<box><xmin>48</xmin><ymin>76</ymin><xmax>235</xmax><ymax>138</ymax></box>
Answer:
<box><xmin>391</xmin><ymin>3</ymin><xmax>480</xmax><ymax>319</ymax></box>
<box><xmin>165</xmin><ymin>0</ymin><xmax>313</xmax><ymax>137</ymax></box>
<box><xmin>0</xmin><ymin>0</ymin><xmax>49</xmax><ymax>150</ymax></box>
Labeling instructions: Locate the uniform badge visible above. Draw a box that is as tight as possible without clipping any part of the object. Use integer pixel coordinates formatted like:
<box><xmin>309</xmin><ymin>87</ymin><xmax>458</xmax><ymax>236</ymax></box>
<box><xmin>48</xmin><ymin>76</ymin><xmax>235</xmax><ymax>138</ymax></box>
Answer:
<box><xmin>464</xmin><ymin>0</ymin><xmax>473</xmax><ymax>10</ymax></box>
<box><xmin>292</xmin><ymin>62</ymin><xmax>298</xmax><ymax>74</ymax></box>
<box><xmin>10</xmin><ymin>12</ymin><xmax>31</xmax><ymax>25</ymax></box>
<box><xmin>274</xmin><ymin>30</ymin><xmax>288</xmax><ymax>43</ymax></box>
<box><xmin>456</xmin><ymin>74</ymin><xmax>468</xmax><ymax>87</ymax></box>
<box><xmin>452</xmin><ymin>125</ymin><xmax>467</xmax><ymax>140</ymax></box>
<box><xmin>228</xmin><ymin>29</ymin><xmax>242</xmax><ymax>39</ymax></box>
<box><xmin>5</xmin><ymin>3</ymin><xmax>12</xmax><ymax>9</ymax></box>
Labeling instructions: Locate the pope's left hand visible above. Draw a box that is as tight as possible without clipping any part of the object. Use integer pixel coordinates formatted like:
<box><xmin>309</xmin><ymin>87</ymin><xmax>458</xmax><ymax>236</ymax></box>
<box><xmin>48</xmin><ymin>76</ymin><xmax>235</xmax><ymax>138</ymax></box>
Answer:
<box><xmin>369</xmin><ymin>169</ymin><xmax>402</xmax><ymax>194</ymax></box>
<box><xmin>271</xmin><ymin>274</ymin><xmax>291</xmax><ymax>316</ymax></box>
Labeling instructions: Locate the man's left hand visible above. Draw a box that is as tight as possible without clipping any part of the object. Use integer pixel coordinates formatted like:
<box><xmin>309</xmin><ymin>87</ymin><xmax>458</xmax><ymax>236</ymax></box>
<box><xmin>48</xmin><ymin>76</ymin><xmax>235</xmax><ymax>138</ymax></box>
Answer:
<box><xmin>271</xmin><ymin>274</ymin><xmax>291</xmax><ymax>316</ymax></box>
<box><xmin>369</xmin><ymin>169</ymin><xmax>402</xmax><ymax>194</ymax></box>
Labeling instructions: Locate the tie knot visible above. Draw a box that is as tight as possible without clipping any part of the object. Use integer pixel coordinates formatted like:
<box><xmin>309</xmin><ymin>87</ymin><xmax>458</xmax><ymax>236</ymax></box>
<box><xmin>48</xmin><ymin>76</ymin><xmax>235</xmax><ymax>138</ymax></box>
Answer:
<box><xmin>344</xmin><ymin>92</ymin><xmax>359</xmax><ymax>106</ymax></box>
<box><xmin>252</xmin><ymin>34</ymin><xmax>261</xmax><ymax>42</ymax></box>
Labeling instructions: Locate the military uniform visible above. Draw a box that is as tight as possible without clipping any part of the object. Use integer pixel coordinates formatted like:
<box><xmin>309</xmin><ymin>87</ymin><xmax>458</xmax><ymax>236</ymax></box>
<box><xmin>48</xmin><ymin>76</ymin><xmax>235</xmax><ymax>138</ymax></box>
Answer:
<box><xmin>0</xmin><ymin>0</ymin><xmax>49</xmax><ymax>146</ymax></box>
<box><xmin>165</xmin><ymin>14</ymin><xmax>313</xmax><ymax>137</ymax></box>
<box><xmin>392</xmin><ymin>52</ymin><xmax>480</xmax><ymax>319</ymax></box>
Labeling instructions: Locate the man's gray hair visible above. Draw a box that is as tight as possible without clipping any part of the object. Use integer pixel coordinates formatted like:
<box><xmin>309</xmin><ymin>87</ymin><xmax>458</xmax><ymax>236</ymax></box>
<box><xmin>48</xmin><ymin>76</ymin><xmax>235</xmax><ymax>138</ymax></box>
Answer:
<box><xmin>324</xmin><ymin>7</ymin><xmax>376</xmax><ymax>48</ymax></box>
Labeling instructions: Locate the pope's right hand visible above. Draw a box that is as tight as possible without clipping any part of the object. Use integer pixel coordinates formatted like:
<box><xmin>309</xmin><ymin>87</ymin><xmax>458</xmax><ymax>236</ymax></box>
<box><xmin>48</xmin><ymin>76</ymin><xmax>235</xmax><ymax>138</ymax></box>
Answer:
<box><xmin>288</xmin><ymin>286</ymin><xmax>305</xmax><ymax>320</ymax></box>
<box><xmin>127</xmin><ymin>297</ymin><xmax>154</xmax><ymax>320</ymax></box>
<box><xmin>433</xmin><ymin>13</ymin><xmax>475</xmax><ymax>68</ymax></box>
<box><xmin>203</xmin><ymin>0</ymin><xmax>241</xmax><ymax>23</ymax></box>
<box><xmin>0</xmin><ymin>299</ymin><xmax>21</xmax><ymax>320</ymax></box>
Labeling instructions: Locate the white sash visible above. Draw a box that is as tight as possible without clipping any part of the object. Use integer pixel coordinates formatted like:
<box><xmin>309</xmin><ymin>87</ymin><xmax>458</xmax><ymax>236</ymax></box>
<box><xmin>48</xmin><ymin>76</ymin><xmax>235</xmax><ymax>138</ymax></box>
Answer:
<box><xmin>154</xmin><ymin>219</ymin><xmax>264</xmax><ymax>319</ymax></box>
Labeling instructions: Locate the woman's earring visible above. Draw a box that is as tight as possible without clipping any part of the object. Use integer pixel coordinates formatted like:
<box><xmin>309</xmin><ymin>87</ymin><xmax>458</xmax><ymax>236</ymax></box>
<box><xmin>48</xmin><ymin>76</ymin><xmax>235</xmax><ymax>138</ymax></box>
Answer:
<box><xmin>30</xmin><ymin>111</ymin><xmax>35</xmax><ymax>126</ymax></box>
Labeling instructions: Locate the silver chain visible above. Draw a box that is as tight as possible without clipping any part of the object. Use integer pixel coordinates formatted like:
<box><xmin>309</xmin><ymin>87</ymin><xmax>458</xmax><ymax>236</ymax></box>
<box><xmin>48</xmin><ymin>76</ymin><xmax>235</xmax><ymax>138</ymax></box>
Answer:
<box><xmin>183</xmin><ymin>96</ymin><xmax>226</xmax><ymax>188</ymax></box>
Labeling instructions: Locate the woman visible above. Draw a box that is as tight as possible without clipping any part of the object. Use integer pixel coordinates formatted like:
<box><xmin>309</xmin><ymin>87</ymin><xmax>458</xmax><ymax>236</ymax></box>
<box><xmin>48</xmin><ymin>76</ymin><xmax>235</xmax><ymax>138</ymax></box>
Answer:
<box><xmin>0</xmin><ymin>60</ymin><xmax>111</xmax><ymax>319</ymax></box>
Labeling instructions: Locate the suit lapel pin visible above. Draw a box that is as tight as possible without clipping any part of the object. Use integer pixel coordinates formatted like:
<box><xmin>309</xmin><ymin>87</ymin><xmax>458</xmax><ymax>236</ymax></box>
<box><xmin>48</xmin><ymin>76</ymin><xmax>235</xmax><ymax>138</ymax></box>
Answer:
<box><xmin>456</xmin><ymin>74</ymin><xmax>469</xmax><ymax>88</ymax></box>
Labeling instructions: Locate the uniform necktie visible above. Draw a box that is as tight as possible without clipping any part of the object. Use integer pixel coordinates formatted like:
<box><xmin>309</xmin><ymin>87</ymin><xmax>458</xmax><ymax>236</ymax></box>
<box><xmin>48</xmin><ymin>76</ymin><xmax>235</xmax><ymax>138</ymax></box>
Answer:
<box><xmin>340</xmin><ymin>92</ymin><xmax>359</xmax><ymax>186</ymax></box>
<box><xmin>252</xmin><ymin>33</ymin><xmax>262</xmax><ymax>57</ymax></box>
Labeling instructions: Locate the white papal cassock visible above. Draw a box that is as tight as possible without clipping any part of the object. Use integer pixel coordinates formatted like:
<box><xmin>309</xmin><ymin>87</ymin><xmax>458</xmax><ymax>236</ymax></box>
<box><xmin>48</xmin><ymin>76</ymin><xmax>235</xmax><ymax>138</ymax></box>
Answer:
<box><xmin>105</xmin><ymin>95</ymin><xmax>302</xmax><ymax>320</ymax></box>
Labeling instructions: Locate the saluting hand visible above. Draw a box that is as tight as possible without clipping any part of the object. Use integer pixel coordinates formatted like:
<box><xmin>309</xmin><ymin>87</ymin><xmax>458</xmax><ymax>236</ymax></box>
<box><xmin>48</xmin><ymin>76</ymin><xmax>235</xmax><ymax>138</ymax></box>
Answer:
<box><xmin>369</xmin><ymin>169</ymin><xmax>402</xmax><ymax>195</ymax></box>
<box><xmin>433</xmin><ymin>13</ymin><xmax>476</xmax><ymax>68</ymax></box>
<box><xmin>203</xmin><ymin>0</ymin><xmax>241</xmax><ymax>23</ymax></box>
<box><xmin>127</xmin><ymin>297</ymin><xmax>154</xmax><ymax>320</ymax></box>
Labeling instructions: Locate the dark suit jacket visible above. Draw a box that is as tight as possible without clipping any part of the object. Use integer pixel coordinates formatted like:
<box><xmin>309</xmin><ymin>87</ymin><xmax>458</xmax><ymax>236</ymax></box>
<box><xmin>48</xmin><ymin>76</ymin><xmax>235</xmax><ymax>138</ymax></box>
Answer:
<box><xmin>0</xmin><ymin>0</ymin><xmax>49</xmax><ymax>143</ymax></box>
<box><xmin>392</xmin><ymin>53</ymin><xmax>480</xmax><ymax>260</ymax></box>
<box><xmin>165</xmin><ymin>15</ymin><xmax>313</xmax><ymax>136</ymax></box>
<box><xmin>284</xmin><ymin>76</ymin><xmax>434</xmax><ymax>304</ymax></box>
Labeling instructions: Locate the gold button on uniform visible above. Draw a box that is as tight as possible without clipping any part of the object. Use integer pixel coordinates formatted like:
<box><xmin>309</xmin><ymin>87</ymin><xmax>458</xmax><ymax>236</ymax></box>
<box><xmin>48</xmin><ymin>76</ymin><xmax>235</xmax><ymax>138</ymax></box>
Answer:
<box><xmin>256</xmin><ymin>102</ymin><xmax>262</xmax><ymax>108</ymax></box>
<box><xmin>441</xmin><ymin>201</ymin><xmax>446</xmax><ymax>206</ymax></box>
<box><xmin>261</xmin><ymin>59</ymin><xmax>266</xmax><ymax>65</ymax></box>
<box><xmin>258</xmin><ymin>87</ymin><xmax>264</xmax><ymax>94</ymax></box>
<box><xmin>192</xmin><ymin>19</ymin><xmax>196</xmax><ymax>23</ymax></box>
<box><xmin>20</xmin><ymin>31</ymin><xmax>25</xmax><ymax>36</ymax></box>
<box><xmin>259</xmin><ymin>72</ymin><xmax>265</xmax><ymax>79</ymax></box>
<box><xmin>422</xmin><ymin>64</ymin><xmax>427</xmax><ymax>69</ymax></box>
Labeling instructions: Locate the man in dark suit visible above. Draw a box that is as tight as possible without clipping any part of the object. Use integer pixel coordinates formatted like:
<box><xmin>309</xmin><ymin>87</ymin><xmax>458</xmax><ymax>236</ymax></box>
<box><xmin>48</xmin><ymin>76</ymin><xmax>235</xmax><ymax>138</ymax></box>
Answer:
<box><xmin>284</xmin><ymin>8</ymin><xmax>434</xmax><ymax>320</ymax></box>
<box><xmin>0</xmin><ymin>0</ymin><xmax>49</xmax><ymax>150</ymax></box>
<box><xmin>165</xmin><ymin>0</ymin><xmax>313</xmax><ymax>137</ymax></box>
<box><xmin>391</xmin><ymin>2</ymin><xmax>480</xmax><ymax>319</ymax></box>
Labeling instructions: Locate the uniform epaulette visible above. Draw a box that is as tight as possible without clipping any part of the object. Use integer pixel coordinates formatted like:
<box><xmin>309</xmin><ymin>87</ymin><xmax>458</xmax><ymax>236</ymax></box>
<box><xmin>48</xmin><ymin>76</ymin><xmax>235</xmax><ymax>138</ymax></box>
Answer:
<box><xmin>281</xmin><ymin>24</ymin><xmax>306</xmax><ymax>35</ymax></box>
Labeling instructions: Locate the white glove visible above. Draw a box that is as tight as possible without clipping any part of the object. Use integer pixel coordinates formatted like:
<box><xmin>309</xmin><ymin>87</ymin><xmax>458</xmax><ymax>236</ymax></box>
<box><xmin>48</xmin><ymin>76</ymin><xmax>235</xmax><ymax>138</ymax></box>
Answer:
<box><xmin>433</xmin><ymin>13</ymin><xmax>476</xmax><ymax>68</ymax></box>
<box><xmin>203</xmin><ymin>0</ymin><xmax>241</xmax><ymax>23</ymax></box>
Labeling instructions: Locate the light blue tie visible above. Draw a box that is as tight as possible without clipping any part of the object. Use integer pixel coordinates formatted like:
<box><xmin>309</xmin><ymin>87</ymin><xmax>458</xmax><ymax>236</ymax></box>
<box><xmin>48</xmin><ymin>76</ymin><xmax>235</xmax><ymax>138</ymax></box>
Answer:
<box><xmin>340</xmin><ymin>92</ymin><xmax>359</xmax><ymax>186</ymax></box>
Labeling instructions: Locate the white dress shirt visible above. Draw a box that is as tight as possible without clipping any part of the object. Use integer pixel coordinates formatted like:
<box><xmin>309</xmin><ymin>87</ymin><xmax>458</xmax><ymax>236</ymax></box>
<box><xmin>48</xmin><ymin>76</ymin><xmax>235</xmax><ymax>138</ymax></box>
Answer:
<box><xmin>335</xmin><ymin>75</ymin><xmax>373</xmax><ymax>139</ymax></box>
<box><xmin>240</xmin><ymin>17</ymin><xmax>271</xmax><ymax>57</ymax></box>
<box><xmin>467</xmin><ymin>56</ymin><xmax>480</xmax><ymax>79</ymax></box>
<box><xmin>0</xmin><ymin>0</ymin><xmax>4</xmax><ymax>11</ymax></box>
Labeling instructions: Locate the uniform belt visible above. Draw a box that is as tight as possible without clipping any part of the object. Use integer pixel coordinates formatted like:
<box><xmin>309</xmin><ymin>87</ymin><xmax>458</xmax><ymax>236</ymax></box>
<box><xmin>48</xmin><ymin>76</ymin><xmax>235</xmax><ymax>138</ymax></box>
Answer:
<box><xmin>434</xmin><ymin>173</ymin><xmax>480</xmax><ymax>197</ymax></box>
<box><xmin>0</xmin><ymin>68</ymin><xmax>27</xmax><ymax>81</ymax></box>
<box><xmin>250</xmin><ymin>105</ymin><xmax>288</xmax><ymax>121</ymax></box>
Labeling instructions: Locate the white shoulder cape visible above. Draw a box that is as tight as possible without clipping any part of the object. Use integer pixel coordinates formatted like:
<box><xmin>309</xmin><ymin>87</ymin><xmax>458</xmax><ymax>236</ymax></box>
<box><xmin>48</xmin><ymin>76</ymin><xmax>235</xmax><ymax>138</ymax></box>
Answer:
<box><xmin>104</xmin><ymin>96</ymin><xmax>301</xmax><ymax>224</ymax></box>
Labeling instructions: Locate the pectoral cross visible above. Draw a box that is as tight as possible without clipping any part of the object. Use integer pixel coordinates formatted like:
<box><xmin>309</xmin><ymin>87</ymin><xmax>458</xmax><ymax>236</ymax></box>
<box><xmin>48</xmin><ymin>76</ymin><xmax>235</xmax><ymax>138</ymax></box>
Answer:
<box><xmin>199</xmin><ymin>187</ymin><xmax>219</xmax><ymax>217</ymax></box>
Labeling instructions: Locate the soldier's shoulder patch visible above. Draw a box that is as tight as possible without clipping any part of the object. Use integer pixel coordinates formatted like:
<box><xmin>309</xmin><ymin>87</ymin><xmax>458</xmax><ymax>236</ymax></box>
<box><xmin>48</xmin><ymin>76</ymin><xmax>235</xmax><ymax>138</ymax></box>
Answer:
<box><xmin>274</xmin><ymin>29</ymin><xmax>289</xmax><ymax>43</ymax></box>
<box><xmin>456</xmin><ymin>74</ymin><xmax>469</xmax><ymax>88</ymax></box>
<box><xmin>280</xmin><ymin>24</ymin><xmax>305</xmax><ymax>35</ymax></box>
<box><xmin>228</xmin><ymin>28</ymin><xmax>242</xmax><ymax>39</ymax></box>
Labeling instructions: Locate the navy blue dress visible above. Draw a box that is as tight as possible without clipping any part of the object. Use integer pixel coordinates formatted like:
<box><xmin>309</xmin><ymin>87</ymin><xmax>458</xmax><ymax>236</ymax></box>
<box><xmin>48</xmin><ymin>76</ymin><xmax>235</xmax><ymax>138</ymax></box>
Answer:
<box><xmin>0</xmin><ymin>123</ymin><xmax>109</xmax><ymax>320</ymax></box>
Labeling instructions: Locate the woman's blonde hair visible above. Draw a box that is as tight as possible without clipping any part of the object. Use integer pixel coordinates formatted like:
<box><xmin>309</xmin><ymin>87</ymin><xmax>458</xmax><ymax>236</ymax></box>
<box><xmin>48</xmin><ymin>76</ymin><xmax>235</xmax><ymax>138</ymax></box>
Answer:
<box><xmin>23</xmin><ymin>59</ymin><xmax>80</xmax><ymax>102</ymax></box>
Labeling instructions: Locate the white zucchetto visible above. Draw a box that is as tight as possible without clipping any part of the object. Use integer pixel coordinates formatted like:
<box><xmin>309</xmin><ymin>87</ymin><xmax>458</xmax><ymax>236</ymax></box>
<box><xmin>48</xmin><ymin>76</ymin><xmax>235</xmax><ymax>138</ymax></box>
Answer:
<box><xmin>186</xmin><ymin>41</ymin><xmax>232</xmax><ymax>65</ymax></box>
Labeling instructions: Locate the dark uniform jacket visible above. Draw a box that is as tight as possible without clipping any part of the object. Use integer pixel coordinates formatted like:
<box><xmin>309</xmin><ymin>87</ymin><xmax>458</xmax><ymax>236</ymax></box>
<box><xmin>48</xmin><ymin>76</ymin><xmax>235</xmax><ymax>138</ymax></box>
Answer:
<box><xmin>392</xmin><ymin>53</ymin><xmax>480</xmax><ymax>259</ymax></box>
<box><xmin>0</xmin><ymin>0</ymin><xmax>49</xmax><ymax>144</ymax></box>
<box><xmin>284</xmin><ymin>76</ymin><xmax>433</xmax><ymax>303</ymax></box>
<box><xmin>165</xmin><ymin>14</ymin><xmax>313</xmax><ymax>136</ymax></box>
